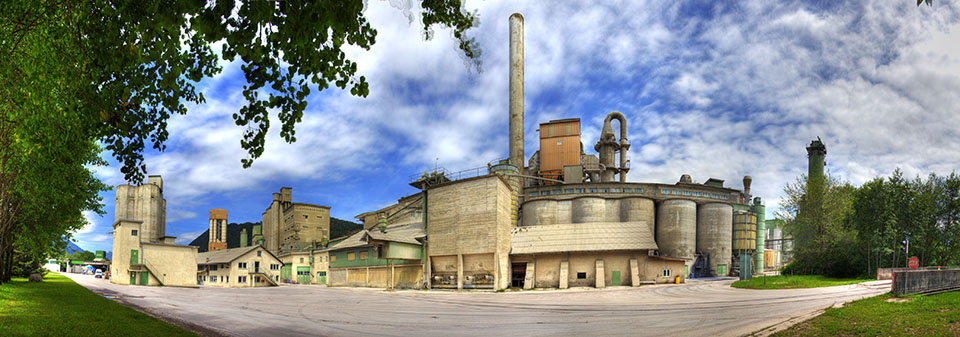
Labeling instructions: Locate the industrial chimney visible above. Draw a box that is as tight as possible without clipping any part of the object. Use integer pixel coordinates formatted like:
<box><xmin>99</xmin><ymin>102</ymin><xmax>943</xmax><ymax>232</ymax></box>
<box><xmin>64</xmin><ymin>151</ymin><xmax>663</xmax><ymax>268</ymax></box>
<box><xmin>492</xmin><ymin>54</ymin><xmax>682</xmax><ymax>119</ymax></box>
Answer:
<box><xmin>509</xmin><ymin>13</ymin><xmax>524</xmax><ymax>170</ymax></box>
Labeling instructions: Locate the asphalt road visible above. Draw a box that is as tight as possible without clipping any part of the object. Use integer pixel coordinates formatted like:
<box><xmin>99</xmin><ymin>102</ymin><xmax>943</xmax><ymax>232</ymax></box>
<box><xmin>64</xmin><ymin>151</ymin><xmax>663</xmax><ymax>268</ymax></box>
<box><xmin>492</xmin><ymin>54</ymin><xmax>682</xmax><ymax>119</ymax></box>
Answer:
<box><xmin>64</xmin><ymin>273</ymin><xmax>890</xmax><ymax>337</ymax></box>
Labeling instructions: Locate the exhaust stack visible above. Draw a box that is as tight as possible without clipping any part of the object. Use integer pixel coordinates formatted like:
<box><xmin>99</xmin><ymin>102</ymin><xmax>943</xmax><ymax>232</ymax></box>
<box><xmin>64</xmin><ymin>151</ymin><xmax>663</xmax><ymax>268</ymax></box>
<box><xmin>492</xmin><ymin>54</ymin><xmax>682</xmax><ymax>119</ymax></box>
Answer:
<box><xmin>509</xmin><ymin>13</ymin><xmax>524</xmax><ymax>170</ymax></box>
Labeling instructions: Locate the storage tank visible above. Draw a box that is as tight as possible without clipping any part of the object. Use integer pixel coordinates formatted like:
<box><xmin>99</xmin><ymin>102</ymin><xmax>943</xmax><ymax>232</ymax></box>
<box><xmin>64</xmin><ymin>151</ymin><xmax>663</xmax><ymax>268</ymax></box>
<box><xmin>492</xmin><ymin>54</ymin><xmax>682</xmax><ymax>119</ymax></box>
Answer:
<box><xmin>521</xmin><ymin>199</ymin><xmax>558</xmax><ymax>226</ymax></box>
<box><xmin>753</xmin><ymin>199</ymin><xmax>766</xmax><ymax>273</ymax></box>
<box><xmin>696</xmin><ymin>203</ymin><xmax>733</xmax><ymax>276</ymax></box>
<box><xmin>620</xmin><ymin>197</ymin><xmax>655</xmax><ymax>236</ymax></box>
<box><xmin>733</xmin><ymin>210</ymin><xmax>757</xmax><ymax>250</ymax></box>
<box><xmin>656</xmin><ymin>199</ymin><xmax>697</xmax><ymax>262</ymax></box>
<box><xmin>572</xmin><ymin>197</ymin><xmax>605</xmax><ymax>223</ymax></box>
<box><xmin>603</xmin><ymin>199</ymin><xmax>621</xmax><ymax>222</ymax></box>
<box><xmin>556</xmin><ymin>200</ymin><xmax>572</xmax><ymax>224</ymax></box>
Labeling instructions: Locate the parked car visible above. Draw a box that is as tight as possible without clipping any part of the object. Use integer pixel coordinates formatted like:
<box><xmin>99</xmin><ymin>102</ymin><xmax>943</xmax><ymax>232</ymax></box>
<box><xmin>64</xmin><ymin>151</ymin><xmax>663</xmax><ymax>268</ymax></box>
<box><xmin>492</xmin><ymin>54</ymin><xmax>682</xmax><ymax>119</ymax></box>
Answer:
<box><xmin>94</xmin><ymin>269</ymin><xmax>103</xmax><ymax>278</ymax></box>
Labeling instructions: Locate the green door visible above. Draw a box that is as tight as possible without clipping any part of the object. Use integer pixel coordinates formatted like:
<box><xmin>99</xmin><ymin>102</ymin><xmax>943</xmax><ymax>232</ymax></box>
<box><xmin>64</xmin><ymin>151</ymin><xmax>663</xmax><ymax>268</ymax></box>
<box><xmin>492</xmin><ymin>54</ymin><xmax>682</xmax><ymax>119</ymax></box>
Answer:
<box><xmin>130</xmin><ymin>249</ymin><xmax>139</xmax><ymax>265</ymax></box>
<box><xmin>611</xmin><ymin>271</ymin><xmax>621</xmax><ymax>286</ymax></box>
<box><xmin>139</xmin><ymin>272</ymin><xmax>149</xmax><ymax>285</ymax></box>
<box><xmin>318</xmin><ymin>272</ymin><xmax>327</xmax><ymax>285</ymax></box>
<box><xmin>280</xmin><ymin>265</ymin><xmax>291</xmax><ymax>281</ymax></box>
<box><xmin>130</xmin><ymin>272</ymin><xmax>136</xmax><ymax>285</ymax></box>
<box><xmin>718</xmin><ymin>264</ymin><xmax>727</xmax><ymax>276</ymax></box>
<box><xmin>296</xmin><ymin>266</ymin><xmax>310</xmax><ymax>284</ymax></box>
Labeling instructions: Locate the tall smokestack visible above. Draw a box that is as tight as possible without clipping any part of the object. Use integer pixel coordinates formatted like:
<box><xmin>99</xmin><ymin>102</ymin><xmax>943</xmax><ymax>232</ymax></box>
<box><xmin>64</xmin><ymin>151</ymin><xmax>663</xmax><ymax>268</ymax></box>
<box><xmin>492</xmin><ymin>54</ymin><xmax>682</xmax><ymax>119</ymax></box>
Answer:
<box><xmin>509</xmin><ymin>13</ymin><xmax>524</xmax><ymax>169</ymax></box>
<box><xmin>806</xmin><ymin>137</ymin><xmax>826</xmax><ymax>183</ymax></box>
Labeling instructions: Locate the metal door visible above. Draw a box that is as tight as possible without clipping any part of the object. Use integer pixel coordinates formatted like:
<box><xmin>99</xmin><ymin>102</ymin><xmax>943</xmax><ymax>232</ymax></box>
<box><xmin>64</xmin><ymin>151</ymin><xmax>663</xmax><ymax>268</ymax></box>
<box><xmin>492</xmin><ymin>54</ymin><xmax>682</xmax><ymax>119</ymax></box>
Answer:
<box><xmin>611</xmin><ymin>271</ymin><xmax>621</xmax><ymax>286</ymax></box>
<box><xmin>139</xmin><ymin>272</ymin><xmax>149</xmax><ymax>285</ymax></box>
<box><xmin>130</xmin><ymin>249</ymin><xmax>139</xmax><ymax>265</ymax></box>
<box><xmin>130</xmin><ymin>272</ymin><xmax>136</xmax><ymax>285</ymax></box>
<box><xmin>254</xmin><ymin>261</ymin><xmax>260</xmax><ymax>273</ymax></box>
<box><xmin>297</xmin><ymin>266</ymin><xmax>310</xmax><ymax>284</ymax></box>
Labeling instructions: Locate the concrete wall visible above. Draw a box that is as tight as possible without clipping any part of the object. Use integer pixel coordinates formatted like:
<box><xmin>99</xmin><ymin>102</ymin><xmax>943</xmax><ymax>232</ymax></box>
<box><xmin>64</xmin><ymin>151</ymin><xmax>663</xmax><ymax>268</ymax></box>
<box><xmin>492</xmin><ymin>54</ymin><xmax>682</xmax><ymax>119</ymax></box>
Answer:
<box><xmin>311</xmin><ymin>251</ymin><xmax>329</xmax><ymax>284</ymax></box>
<box><xmin>280</xmin><ymin>204</ymin><xmax>330</xmax><ymax>251</ymax></box>
<box><xmin>427</xmin><ymin>175</ymin><xmax>512</xmax><ymax>290</ymax></box>
<box><xmin>279</xmin><ymin>252</ymin><xmax>311</xmax><ymax>284</ymax></box>
<box><xmin>328</xmin><ymin>265</ymin><xmax>423</xmax><ymax>289</ymax></box>
<box><xmin>892</xmin><ymin>270</ymin><xmax>960</xmax><ymax>295</ymax></box>
<box><xmin>510</xmin><ymin>251</ymin><xmax>684</xmax><ymax>288</ymax></box>
<box><xmin>111</xmin><ymin>220</ymin><xmax>142</xmax><ymax>285</ymax></box>
<box><xmin>201</xmin><ymin>248</ymin><xmax>282</xmax><ymax>287</ymax></box>
<box><xmin>141</xmin><ymin>243</ymin><xmax>198</xmax><ymax>287</ymax></box>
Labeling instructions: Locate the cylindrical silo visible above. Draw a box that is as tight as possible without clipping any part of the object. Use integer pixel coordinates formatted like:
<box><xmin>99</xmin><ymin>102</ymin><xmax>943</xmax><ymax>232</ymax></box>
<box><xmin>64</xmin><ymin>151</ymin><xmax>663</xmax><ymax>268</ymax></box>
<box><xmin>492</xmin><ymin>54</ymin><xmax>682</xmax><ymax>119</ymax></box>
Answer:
<box><xmin>656</xmin><ymin>199</ymin><xmax>697</xmax><ymax>264</ymax></box>
<box><xmin>556</xmin><ymin>200</ymin><xmax>572</xmax><ymax>224</ymax></box>
<box><xmin>620</xmin><ymin>197</ymin><xmax>655</xmax><ymax>236</ymax></box>
<box><xmin>733</xmin><ymin>211</ymin><xmax>757</xmax><ymax>251</ymax></box>
<box><xmin>572</xmin><ymin>197</ymin><xmax>605</xmax><ymax>223</ymax></box>
<box><xmin>603</xmin><ymin>199</ymin><xmax>621</xmax><ymax>222</ymax></box>
<box><xmin>697</xmin><ymin>203</ymin><xmax>733</xmax><ymax>276</ymax></box>
<box><xmin>521</xmin><ymin>199</ymin><xmax>558</xmax><ymax>226</ymax></box>
<box><xmin>753</xmin><ymin>200</ymin><xmax>766</xmax><ymax>273</ymax></box>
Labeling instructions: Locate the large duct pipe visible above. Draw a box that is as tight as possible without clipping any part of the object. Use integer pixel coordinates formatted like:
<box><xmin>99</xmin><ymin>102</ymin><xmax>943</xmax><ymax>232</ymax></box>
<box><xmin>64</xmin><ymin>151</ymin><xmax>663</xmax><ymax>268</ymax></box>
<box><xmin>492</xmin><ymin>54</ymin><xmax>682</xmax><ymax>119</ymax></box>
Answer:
<box><xmin>595</xmin><ymin>111</ymin><xmax>629</xmax><ymax>182</ymax></box>
<box><xmin>509</xmin><ymin>13</ymin><xmax>524</xmax><ymax>170</ymax></box>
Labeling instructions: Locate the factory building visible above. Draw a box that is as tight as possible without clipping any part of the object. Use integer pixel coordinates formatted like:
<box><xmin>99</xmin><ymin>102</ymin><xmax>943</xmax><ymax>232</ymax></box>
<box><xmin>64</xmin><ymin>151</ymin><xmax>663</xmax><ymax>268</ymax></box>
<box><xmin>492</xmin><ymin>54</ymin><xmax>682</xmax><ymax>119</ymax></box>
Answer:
<box><xmin>208</xmin><ymin>209</ymin><xmax>228</xmax><ymax>251</ymax></box>
<box><xmin>197</xmin><ymin>246</ymin><xmax>282</xmax><ymax>287</ymax></box>
<box><xmin>111</xmin><ymin>176</ymin><xmax>199</xmax><ymax>286</ymax></box>
<box><xmin>395</xmin><ymin>13</ymin><xmax>770</xmax><ymax>290</ymax></box>
<box><xmin>260</xmin><ymin>187</ymin><xmax>331</xmax><ymax>254</ymax></box>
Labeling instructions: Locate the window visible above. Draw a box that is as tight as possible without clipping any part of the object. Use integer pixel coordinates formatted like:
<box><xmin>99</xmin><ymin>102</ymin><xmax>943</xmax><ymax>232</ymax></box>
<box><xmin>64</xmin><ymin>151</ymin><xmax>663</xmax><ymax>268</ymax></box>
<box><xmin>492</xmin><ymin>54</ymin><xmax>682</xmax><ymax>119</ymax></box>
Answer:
<box><xmin>635</xmin><ymin>188</ymin><xmax>643</xmax><ymax>193</ymax></box>
<box><xmin>611</xmin><ymin>188</ymin><xmax>621</xmax><ymax>193</ymax></box>
<box><xmin>540</xmin><ymin>191</ymin><xmax>549</xmax><ymax>196</ymax></box>
<box><xmin>722</xmin><ymin>195</ymin><xmax>729</xmax><ymax>200</ymax></box>
<box><xmin>564</xmin><ymin>189</ymin><xmax>574</xmax><ymax>194</ymax></box>
<box><xmin>683</xmin><ymin>191</ymin><xmax>691</xmax><ymax>196</ymax></box>
<box><xmin>622</xmin><ymin>188</ymin><xmax>632</xmax><ymax>193</ymax></box>
<box><xmin>575</xmin><ymin>188</ymin><xmax>586</xmax><ymax>193</ymax></box>
<box><xmin>347</xmin><ymin>252</ymin><xmax>355</xmax><ymax>261</ymax></box>
<box><xmin>209</xmin><ymin>265</ymin><xmax>218</xmax><ymax>271</ymax></box>
<box><xmin>257</xmin><ymin>251</ymin><xmax>262</xmax><ymax>257</ymax></box>
<box><xmin>239</xmin><ymin>276</ymin><xmax>247</xmax><ymax>283</ymax></box>
<box><xmin>331</xmin><ymin>255</ymin><xmax>337</xmax><ymax>263</ymax></box>
<box><xmin>712</xmin><ymin>193</ymin><xmax>719</xmax><ymax>198</ymax></box>
<box><xmin>529</xmin><ymin>191</ymin><xmax>539</xmax><ymax>196</ymax></box>
<box><xmin>359</xmin><ymin>251</ymin><xmax>369</xmax><ymax>260</ymax></box>
<box><xmin>210</xmin><ymin>276</ymin><xmax>218</xmax><ymax>282</ymax></box>
<box><xmin>576</xmin><ymin>272</ymin><xmax>587</xmax><ymax>279</ymax></box>
<box><xmin>275</xmin><ymin>276</ymin><xmax>279</xmax><ymax>281</ymax></box>
<box><xmin>238</xmin><ymin>262</ymin><xmax>247</xmax><ymax>269</ymax></box>
<box><xmin>317</xmin><ymin>271</ymin><xmax>327</xmax><ymax>277</ymax></box>
<box><xmin>663</xmin><ymin>269</ymin><xmax>671</xmax><ymax>277</ymax></box>
<box><xmin>299</xmin><ymin>257</ymin><xmax>304</xmax><ymax>263</ymax></box>
<box><xmin>551</xmin><ymin>190</ymin><xmax>561</xmax><ymax>195</ymax></box>
<box><xmin>599</xmin><ymin>188</ymin><xmax>609</xmax><ymax>193</ymax></box>
<box><xmin>317</xmin><ymin>215</ymin><xmax>322</xmax><ymax>219</ymax></box>
<box><xmin>304</xmin><ymin>215</ymin><xmax>308</xmax><ymax>219</ymax></box>
<box><xmin>692</xmin><ymin>191</ymin><xmax>700</xmax><ymax>197</ymax></box>
<box><xmin>588</xmin><ymin>188</ymin><xmax>597</xmax><ymax>193</ymax></box>
<box><xmin>131</xmin><ymin>229</ymin><xmax>138</xmax><ymax>236</ymax></box>
<box><xmin>661</xmin><ymin>189</ymin><xmax>670</xmax><ymax>194</ymax></box>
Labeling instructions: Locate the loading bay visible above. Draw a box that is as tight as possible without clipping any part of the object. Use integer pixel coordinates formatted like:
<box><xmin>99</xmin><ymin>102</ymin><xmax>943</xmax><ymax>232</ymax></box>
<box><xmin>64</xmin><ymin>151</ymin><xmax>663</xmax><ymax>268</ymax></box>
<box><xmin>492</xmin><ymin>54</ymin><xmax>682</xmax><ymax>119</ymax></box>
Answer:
<box><xmin>64</xmin><ymin>273</ymin><xmax>889</xmax><ymax>337</ymax></box>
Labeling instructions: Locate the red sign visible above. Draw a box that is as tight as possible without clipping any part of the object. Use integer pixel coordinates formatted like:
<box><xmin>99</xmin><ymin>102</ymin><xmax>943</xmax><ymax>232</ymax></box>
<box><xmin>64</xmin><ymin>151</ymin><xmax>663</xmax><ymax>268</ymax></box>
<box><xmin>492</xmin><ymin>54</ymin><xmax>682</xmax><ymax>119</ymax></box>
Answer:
<box><xmin>909</xmin><ymin>257</ymin><xmax>919</xmax><ymax>270</ymax></box>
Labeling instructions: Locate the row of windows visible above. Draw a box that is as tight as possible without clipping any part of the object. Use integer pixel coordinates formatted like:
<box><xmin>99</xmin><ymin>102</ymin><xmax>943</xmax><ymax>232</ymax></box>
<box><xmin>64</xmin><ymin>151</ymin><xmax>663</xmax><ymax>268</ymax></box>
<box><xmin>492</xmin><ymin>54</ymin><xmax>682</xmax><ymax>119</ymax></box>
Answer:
<box><xmin>660</xmin><ymin>189</ymin><xmax>729</xmax><ymax>200</ymax></box>
<box><xmin>270</xmin><ymin>264</ymin><xmax>280</xmax><ymax>270</ymax></box>
<box><xmin>529</xmin><ymin>187</ymin><xmax>646</xmax><ymax>197</ymax></box>
<box><xmin>296</xmin><ymin>270</ymin><xmax>310</xmax><ymax>276</ymax></box>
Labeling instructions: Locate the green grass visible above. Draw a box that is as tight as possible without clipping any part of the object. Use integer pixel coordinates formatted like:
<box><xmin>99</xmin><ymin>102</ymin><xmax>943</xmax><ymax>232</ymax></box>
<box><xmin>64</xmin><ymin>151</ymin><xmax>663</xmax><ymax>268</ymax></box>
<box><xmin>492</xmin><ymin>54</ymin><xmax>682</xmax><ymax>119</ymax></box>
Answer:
<box><xmin>0</xmin><ymin>273</ymin><xmax>194</xmax><ymax>337</ymax></box>
<box><xmin>774</xmin><ymin>291</ymin><xmax>960</xmax><ymax>336</ymax></box>
<box><xmin>731</xmin><ymin>274</ymin><xmax>873</xmax><ymax>289</ymax></box>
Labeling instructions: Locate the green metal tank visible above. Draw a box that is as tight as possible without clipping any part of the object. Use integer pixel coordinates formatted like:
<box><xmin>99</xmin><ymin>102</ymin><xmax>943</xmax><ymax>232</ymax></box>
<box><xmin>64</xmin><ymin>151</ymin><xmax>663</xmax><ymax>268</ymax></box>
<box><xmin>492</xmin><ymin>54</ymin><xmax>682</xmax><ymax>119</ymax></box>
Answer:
<box><xmin>753</xmin><ymin>198</ymin><xmax>766</xmax><ymax>273</ymax></box>
<box><xmin>240</xmin><ymin>229</ymin><xmax>248</xmax><ymax>248</ymax></box>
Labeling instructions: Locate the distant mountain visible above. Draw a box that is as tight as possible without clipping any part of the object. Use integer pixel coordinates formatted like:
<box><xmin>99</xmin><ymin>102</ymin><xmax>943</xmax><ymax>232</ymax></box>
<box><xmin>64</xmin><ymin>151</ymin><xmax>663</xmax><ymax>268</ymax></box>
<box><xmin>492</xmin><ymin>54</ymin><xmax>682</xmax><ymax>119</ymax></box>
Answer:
<box><xmin>187</xmin><ymin>218</ymin><xmax>362</xmax><ymax>253</ymax></box>
<box><xmin>67</xmin><ymin>242</ymin><xmax>84</xmax><ymax>254</ymax></box>
<box><xmin>330</xmin><ymin>217</ymin><xmax>362</xmax><ymax>239</ymax></box>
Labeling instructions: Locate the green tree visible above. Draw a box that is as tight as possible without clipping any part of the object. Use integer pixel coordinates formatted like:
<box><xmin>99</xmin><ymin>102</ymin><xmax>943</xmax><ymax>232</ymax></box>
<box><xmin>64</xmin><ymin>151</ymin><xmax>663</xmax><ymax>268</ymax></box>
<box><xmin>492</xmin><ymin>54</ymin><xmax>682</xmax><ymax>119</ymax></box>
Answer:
<box><xmin>781</xmin><ymin>173</ymin><xmax>858</xmax><ymax>277</ymax></box>
<box><xmin>69</xmin><ymin>251</ymin><xmax>97</xmax><ymax>262</ymax></box>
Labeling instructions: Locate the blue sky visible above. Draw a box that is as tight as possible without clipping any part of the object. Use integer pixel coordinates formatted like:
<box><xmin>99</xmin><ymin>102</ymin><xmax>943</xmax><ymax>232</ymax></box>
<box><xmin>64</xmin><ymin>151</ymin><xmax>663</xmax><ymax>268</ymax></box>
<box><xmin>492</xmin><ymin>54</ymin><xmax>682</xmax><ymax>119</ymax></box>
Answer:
<box><xmin>74</xmin><ymin>1</ymin><xmax>960</xmax><ymax>252</ymax></box>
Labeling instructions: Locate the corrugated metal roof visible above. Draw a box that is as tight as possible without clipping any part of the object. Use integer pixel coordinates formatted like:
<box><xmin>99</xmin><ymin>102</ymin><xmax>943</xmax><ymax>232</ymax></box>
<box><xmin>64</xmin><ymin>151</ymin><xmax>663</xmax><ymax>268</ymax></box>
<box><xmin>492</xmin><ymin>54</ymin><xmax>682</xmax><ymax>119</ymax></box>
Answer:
<box><xmin>364</xmin><ymin>222</ymin><xmax>424</xmax><ymax>246</ymax></box>
<box><xmin>510</xmin><ymin>222</ymin><xmax>658</xmax><ymax>255</ymax></box>
<box><xmin>197</xmin><ymin>246</ymin><xmax>261</xmax><ymax>265</ymax></box>
<box><xmin>329</xmin><ymin>222</ymin><xmax>425</xmax><ymax>251</ymax></box>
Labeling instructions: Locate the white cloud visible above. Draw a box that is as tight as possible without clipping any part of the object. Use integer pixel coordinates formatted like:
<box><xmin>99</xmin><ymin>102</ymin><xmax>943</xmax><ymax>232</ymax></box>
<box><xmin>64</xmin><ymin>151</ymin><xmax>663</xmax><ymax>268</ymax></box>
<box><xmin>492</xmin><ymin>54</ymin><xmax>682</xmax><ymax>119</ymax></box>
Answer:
<box><xmin>175</xmin><ymin>230</ymin><xmax>205</xmax><ymax>245</ymax></box>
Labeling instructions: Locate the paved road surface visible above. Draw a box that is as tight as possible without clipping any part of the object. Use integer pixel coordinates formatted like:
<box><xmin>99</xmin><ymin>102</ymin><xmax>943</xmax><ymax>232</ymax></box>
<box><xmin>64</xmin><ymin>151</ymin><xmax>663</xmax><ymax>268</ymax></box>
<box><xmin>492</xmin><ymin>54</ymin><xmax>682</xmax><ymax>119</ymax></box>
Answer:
<box><xmin>64</xmin><ymin>274</ymin><xmax>889</xmax><ymax>337</ymax></box>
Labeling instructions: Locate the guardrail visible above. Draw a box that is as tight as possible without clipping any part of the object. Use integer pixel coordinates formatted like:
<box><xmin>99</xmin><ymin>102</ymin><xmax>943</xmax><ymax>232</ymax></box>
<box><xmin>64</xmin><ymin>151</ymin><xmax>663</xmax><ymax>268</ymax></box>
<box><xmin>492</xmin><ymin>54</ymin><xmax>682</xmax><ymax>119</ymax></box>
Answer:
<box><xmin>892</xmin><ymin>269</ymin><xmax>960</xmax><ymax>295</ymax></box>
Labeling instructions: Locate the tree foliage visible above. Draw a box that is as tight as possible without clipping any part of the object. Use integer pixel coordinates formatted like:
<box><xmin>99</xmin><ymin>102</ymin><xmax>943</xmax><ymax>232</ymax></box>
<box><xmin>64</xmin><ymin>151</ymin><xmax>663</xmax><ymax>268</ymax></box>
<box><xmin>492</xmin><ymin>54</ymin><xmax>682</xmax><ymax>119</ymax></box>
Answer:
<box><xmin>782</xmin><ymin>168</ymin><xmax>960</xmax><ymax>278</ymax></box>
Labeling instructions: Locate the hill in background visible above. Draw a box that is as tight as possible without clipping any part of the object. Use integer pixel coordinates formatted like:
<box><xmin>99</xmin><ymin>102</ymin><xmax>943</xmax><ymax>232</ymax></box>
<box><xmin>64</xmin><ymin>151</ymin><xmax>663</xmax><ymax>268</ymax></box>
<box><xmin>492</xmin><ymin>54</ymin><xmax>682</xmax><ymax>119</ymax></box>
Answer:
<box><xmin>188</xmin><ymin>218</ymin><xmax>361</xmax><ymax>253</ymax></box>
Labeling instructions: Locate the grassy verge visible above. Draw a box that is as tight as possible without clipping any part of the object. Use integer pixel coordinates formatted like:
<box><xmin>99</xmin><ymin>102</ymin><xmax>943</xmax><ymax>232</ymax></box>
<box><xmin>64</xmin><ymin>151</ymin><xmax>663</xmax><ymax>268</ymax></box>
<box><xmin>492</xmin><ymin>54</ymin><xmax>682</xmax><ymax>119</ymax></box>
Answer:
<box><xmin>0</xmin><ymin>273</ymin><xmax>194</xmax><ymax>337</ymax></box>
<box><xmin>774</xmin><ymin>291</ymin><xmax>960</xmax><ymax>336</ymax></box>
<box><xmin>731</xmin><ymin>274</ymin><xmax>872</xmax><ymax>289</ymax></box>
